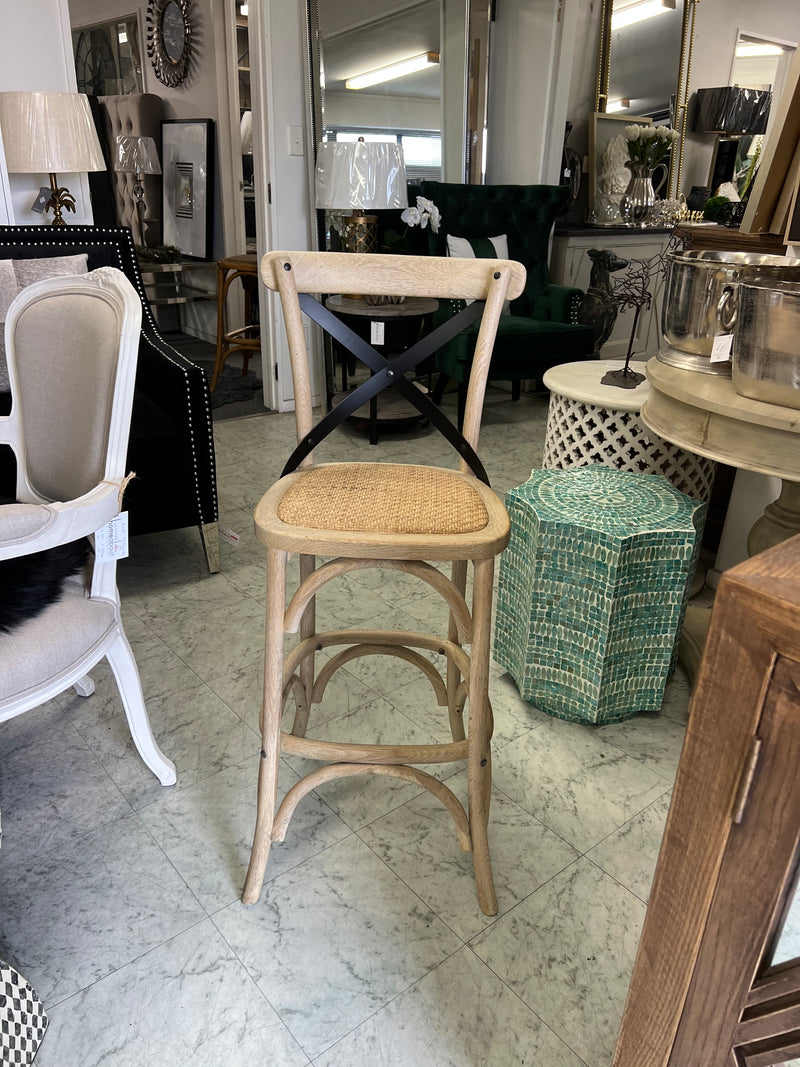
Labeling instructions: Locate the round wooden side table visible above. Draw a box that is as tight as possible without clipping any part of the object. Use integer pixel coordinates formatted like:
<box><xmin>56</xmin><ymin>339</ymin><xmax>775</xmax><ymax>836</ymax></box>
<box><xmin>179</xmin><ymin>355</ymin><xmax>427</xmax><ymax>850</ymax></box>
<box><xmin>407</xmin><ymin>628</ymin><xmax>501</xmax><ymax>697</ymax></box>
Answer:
<box><xmin>641</xmin><ymin>356</ymin><xmax>800</xmax><ymax>677</ymax></box>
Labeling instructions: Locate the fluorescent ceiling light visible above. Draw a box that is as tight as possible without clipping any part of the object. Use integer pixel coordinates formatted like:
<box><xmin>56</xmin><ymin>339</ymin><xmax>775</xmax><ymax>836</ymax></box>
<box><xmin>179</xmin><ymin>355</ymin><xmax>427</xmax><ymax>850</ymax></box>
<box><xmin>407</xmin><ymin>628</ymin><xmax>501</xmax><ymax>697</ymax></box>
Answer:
<box><xmin>118</xmin><ymin>31</ymin><xmax>128</xmax><ymax>43</ymax></box>
<box><xmin>735</xmin><ymin>43</ymin><xmax>785</xmax><ymax>57</ymax></box>
<box><xmin>612</xmin><ymin>0</ymin><xmax>674</xmax><ymax>30</ymax></box>
<box><xmin>346</xmin><ymin>53</ymin><xmax>440</xmax><ymax>91</ymax></box>
<box><xmin>240</xmin><ymin>3</ymin><xmax>249</xmax><ymax>15</ymax></box>
<box><xmin>607</xmin><ymin>98</ymin><xmax>631</xmax><ymax>112</ymax></box>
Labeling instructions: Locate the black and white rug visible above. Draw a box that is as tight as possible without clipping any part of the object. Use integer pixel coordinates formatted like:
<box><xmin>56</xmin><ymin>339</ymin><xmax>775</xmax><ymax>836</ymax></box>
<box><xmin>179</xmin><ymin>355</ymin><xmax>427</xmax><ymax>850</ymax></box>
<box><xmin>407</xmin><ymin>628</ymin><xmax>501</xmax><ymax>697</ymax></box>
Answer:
<box><xmin>0</xmin><ymin>961</ymin><xmax>48</xmax><ymax>1064</ymax></box>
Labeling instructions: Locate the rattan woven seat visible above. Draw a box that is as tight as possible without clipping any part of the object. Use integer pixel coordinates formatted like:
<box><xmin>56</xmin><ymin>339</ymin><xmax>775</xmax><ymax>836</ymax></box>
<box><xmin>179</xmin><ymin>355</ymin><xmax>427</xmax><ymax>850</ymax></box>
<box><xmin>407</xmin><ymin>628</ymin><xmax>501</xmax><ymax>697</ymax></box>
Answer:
<box><xmin>242</xmin><ymin>250</ymin><xmax>526</xmax><ymax>916</ymax></box>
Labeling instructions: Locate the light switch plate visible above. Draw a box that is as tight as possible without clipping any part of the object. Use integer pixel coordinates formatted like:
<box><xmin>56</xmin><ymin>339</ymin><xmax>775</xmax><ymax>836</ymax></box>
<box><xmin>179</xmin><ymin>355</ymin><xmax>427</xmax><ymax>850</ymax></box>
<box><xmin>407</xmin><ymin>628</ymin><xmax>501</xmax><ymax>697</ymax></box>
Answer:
<box><xmin>288</xmin><ymin>125</ymin><xmax>304</xmax><ymax>156</ymax></box>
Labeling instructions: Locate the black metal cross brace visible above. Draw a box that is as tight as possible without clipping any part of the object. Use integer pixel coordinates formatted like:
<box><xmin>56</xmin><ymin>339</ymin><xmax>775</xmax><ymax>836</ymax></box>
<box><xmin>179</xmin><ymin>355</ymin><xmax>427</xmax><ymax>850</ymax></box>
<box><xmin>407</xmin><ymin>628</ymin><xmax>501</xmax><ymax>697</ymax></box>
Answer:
<box><xmin>279</xmin><ymin>293</ymin><xmax>491</xmax><ymax>485</ymax></box>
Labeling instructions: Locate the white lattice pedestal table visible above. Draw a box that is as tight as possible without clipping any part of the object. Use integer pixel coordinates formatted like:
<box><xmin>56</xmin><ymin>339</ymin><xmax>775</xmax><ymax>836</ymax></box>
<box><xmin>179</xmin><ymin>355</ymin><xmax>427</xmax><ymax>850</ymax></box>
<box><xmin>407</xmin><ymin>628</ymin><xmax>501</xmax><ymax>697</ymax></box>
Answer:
<box><xmin>542</xmin><ymin>360</ymin><xmax>716</xmax><ymax>502</ymax></box>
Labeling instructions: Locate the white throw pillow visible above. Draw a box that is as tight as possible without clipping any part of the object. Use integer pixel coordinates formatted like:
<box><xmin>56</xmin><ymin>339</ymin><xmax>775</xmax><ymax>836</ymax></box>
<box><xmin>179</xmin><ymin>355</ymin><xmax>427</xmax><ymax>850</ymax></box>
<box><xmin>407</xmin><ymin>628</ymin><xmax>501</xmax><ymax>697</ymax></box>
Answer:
<box><xmin>13</xmin><ymin>253</ymin><xmax>89</xmax><ymax>289</ymax></box>
<box><xmin>0</xmin><ymin>260</ymin><xmax>17</xmax><ymax>392</ymax></box>
<box><xmin>446</xmin><ymin>234</ymin><xmax>511</xmax><ymax>313</ymax></box>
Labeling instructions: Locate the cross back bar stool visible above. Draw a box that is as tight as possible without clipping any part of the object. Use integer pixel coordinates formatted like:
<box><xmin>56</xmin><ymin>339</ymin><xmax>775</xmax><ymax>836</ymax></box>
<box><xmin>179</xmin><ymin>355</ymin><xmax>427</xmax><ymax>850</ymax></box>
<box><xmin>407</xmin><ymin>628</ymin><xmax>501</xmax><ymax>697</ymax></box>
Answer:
<box><xmin>210</xmin><ymin>253</ymin><xmax>260</xmax><ymax>392</ymax></box>
<box><xmin>242</xmin><ymin>250</ymin><xmax>526</xmax><ymax>914</ymax></box>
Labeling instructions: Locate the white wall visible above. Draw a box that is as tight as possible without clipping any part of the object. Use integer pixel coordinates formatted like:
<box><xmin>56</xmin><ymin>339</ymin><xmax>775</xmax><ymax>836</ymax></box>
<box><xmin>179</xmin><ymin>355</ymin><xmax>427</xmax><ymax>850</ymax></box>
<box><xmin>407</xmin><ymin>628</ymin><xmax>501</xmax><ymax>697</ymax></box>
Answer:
<box><xmin>0</xmin><ymin>0</ymin><xmax>95</xmax><ymax>224</ymax></box>
<box><xmin>325</xmin><ymin>90</ymin><xmax>440</xmax><ymax>130</ymax></box>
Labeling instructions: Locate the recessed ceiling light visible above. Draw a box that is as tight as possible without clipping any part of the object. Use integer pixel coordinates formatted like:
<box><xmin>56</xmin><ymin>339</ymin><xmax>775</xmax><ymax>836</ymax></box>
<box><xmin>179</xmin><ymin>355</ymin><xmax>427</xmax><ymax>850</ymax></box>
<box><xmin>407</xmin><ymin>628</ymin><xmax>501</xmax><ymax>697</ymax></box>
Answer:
<box><xmin>611</xmin><ymin>0</ymin><xmax>675</xmax><ymax>30</ymax></box>
<box><xmin>735</xmin><ymin>43</ymin><xmax>785</xmax><ymax>58</ymax></box>
<box><xmin>346</xmin><ymin>53</ymin><xmax>440</xmax><ymax>91</ymax></box>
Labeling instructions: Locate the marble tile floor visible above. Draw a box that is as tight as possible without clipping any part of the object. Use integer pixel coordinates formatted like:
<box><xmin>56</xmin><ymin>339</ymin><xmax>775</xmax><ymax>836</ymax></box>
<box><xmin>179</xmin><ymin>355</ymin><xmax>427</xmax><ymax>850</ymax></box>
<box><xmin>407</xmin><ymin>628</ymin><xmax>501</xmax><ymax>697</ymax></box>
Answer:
<box><xmin>1</xmin><ymin>387</ymin><xmax>699</xmax><ymax>1066</ymax></box>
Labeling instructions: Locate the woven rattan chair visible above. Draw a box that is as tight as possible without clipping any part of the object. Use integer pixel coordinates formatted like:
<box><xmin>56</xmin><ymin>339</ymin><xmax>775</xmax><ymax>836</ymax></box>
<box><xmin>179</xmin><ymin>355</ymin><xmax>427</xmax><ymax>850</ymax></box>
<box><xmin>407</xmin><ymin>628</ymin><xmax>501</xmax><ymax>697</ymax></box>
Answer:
<box><xmin>242</xmin><ymin>251</ymin><xmax>526</xmax><ymax>914</ymax></box>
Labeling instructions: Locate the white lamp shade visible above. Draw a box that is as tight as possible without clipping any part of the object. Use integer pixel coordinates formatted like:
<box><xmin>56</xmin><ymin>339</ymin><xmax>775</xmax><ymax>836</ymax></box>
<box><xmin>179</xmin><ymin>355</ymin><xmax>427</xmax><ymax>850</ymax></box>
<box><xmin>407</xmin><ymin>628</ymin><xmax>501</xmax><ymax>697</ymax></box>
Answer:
<box><xmin>0</xmin><ymin>91</ymin><xmax>106</xmax><ymax>174</ymax></box>
<box><xmin>115</xmin><ymin>135</ymin><xmax>162</xmax><ymax>175</ymax></box>
<box><xmin>315</xmin><ymin>140</ymin><xmax>408</xmax><ymax>211</ymax></box>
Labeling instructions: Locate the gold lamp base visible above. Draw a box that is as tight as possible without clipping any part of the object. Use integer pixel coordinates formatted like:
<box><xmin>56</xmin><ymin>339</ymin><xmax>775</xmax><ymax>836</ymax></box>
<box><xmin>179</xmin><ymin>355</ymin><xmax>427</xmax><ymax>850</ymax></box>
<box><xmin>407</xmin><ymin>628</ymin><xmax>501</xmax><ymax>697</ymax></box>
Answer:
<box><xmin>341</xmin><ymin>214</ymin><xmax>378</xmax><ymax>254</ymax></box>
<box><xmin>45</xmin><ymin>172</ymin><xmax>76</xmax><ymax>227</ymax></box>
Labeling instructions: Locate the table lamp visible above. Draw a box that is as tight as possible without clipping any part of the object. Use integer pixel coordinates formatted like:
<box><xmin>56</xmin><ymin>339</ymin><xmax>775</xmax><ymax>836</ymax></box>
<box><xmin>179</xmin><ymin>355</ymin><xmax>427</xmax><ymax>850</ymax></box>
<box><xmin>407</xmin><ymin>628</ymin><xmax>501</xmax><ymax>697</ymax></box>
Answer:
<box><xmin>115</xmin><ymin>134</ymin><xmax>162</xmax><ymax>246</ymax></box>
<box><xmin>315</xmin><ymin>138</ymin><xmax>407</xmax><ymax>253</ymax></box>
<box><xmin>0</xmin><ymin>91</ymin><xmax>106</xmax><ymax>226</ymax></box>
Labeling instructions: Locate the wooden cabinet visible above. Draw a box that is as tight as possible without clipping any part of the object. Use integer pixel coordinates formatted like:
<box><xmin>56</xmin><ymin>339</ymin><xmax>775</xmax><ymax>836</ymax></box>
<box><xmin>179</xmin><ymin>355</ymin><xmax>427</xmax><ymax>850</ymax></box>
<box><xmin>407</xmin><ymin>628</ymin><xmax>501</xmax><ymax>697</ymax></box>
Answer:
<box><xmin>613</xmin><ymin>534</ymin><xmax>800</xmax><ymax>1067</ymax></box>
<box><xmin>550</xmin><ymin>225</ymin><xmax>671</xmax><ymax>360</ymax></box>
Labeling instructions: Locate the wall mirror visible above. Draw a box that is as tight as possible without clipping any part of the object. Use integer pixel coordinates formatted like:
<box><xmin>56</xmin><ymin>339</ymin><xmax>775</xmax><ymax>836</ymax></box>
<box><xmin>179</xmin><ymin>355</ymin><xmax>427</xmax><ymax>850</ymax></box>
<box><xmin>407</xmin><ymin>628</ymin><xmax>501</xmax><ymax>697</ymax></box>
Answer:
<box><xmin>305</xmin><ymin>0</ymin><xmax>491</xmax><ymax>235</ymax></box>
<box><xmin>72</xmin><ymin>15</ymin><xmax>144</xmax><ymax>97</ymax></box>
<box><xmin>594</xmin><ymin>0</ymin><xmax>698</xmax><ymax>207</ymax></box>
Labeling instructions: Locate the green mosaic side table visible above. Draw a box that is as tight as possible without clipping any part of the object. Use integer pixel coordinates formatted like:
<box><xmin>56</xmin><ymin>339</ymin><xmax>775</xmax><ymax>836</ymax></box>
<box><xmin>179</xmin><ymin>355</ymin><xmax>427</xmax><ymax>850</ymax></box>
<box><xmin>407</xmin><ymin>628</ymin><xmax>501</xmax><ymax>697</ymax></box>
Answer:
<box><xmin>494</xmin><ymin>466</ymin><xmax>706</xmax><ymax>724</ymax></box>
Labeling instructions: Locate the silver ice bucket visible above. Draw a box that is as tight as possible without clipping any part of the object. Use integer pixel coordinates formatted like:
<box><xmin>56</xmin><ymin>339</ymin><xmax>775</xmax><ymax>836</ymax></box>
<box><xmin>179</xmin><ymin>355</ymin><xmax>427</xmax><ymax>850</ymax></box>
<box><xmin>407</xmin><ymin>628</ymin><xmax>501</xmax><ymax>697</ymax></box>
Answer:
<box><xmin>732</xmin><ymin>277</ymin><xmax>800</xmax><ymax>410</ymax></box>
<box><xmin>659</xmin><ymin>250</ymin><xmax>800</xmax><ymax>375</ymax></box>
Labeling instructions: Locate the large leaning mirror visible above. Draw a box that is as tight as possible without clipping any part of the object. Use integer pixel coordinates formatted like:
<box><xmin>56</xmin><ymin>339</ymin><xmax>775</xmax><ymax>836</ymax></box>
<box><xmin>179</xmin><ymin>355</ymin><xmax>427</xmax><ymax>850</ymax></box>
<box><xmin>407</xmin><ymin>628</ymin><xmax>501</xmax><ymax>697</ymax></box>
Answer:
<box><xmin>305</xmin><ymin>0</ymin><xmax>491</xmax><ymax>229</ymax></box>
<box><xmin>593</xmin><ymin>0</ymin><xmax>698</xmax><ymax>214</ymax></box>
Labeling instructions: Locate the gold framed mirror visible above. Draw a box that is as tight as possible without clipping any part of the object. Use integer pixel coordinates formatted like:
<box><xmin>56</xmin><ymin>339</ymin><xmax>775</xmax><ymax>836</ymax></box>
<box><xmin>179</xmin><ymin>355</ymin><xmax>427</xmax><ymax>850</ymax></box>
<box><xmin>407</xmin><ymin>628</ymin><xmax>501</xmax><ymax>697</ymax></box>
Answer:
<box><xmin>594</xmin><ymin>0</ymin><xmax>698</xmax><ymax>201</ymax></box>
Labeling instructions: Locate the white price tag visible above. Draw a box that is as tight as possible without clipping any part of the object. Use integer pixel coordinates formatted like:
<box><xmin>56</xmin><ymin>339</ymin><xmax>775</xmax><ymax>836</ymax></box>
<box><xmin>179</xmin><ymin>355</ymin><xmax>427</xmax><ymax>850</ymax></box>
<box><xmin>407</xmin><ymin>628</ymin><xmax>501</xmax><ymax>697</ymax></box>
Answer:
<box><xmin>95</xmin><ymin>511</ymin><xmax>129</xmax><ymax>561</ymax></box>
<box><xmin>370</xmin><ymin>321</ymin><xmax>385</xmax><ymax>346</ymax></box>
<box><xmin>710</xmin><ymin>334</ymin><xmax>733</xmax><ymax>363</ymax></box>
<box><xmin>219</xmin><ymin>523</ymin><xmax>241</xmax><ymax>547</ymax></box>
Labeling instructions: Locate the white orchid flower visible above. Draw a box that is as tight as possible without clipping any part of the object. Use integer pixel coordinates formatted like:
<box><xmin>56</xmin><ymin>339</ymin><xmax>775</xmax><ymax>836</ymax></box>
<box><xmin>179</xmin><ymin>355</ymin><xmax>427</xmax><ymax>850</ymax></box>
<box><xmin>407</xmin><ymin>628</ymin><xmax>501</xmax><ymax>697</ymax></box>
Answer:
<box><xmin>401</xmin><ymin>206</ymin><xmax>421</xmax><ymax>226</ymax></box>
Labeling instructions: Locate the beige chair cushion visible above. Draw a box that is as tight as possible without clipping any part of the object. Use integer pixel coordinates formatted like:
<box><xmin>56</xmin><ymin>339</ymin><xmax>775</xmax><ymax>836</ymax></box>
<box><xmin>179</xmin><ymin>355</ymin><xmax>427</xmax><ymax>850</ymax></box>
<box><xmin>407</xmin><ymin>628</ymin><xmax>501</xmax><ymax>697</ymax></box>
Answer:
<box><xmin>0</xmin><ymin>254</ymin><xmax>89</xmax><ymax>392</ymax></box>
<box><xmin>277</xmin><ymin>463</ymin><xmax>490</xmax><ymax>535</ymax></box>
<box><xmin>0</xmin><ymin>576</ymin><xmax>116</xmax><ymax>706</ymax></box>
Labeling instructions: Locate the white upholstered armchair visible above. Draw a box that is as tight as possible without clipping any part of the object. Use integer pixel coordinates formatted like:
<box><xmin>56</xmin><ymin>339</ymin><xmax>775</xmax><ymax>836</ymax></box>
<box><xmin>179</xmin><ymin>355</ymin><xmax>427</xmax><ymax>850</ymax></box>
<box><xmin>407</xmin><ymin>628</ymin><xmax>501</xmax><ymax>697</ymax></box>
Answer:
<box><xmin>0</xmin><ymin>268</ymin><xmax>175</xmax><ymax>786</ymax></box>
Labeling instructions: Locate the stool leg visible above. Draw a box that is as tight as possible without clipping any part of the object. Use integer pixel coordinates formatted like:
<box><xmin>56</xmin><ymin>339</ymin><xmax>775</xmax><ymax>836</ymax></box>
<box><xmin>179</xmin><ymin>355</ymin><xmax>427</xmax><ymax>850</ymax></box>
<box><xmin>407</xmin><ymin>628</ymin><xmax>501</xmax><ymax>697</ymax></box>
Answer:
<box><xmin>468</xmin><ymin>556</ymin><xmax>498</xmax><ymax>916</ymax></box>
<box><xmin>211</xmin><ymin>264</ymin><xmax>229</xmax><ymax>393</ymax></box>
<box><xmin>447</xmin><ymin>560</ymin><xmax>468</xmax><ymax>743</ymax></box>
<box><xmin>240</xmin><ymin>276</ymin><xmax>256</xmax><ymax>377</ymax></box>
<box><xmin>242</xmin><ymin>546</ymin><xmax>288</xmax><ymax>905</ymax></box>
<box><xmin>293</xmin><ymin>553</ymin><xmax>316</xmax><ymax>738</ymax></box>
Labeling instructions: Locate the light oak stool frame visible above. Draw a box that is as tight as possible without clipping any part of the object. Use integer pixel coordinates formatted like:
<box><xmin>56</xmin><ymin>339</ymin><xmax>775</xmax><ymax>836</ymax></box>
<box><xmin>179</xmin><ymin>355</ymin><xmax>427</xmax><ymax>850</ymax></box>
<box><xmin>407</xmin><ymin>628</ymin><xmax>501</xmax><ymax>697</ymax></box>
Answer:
<box><xmin>242</xmin><ymin>250</ymin><xmax>526</xmax><ymax>914</ymax></box>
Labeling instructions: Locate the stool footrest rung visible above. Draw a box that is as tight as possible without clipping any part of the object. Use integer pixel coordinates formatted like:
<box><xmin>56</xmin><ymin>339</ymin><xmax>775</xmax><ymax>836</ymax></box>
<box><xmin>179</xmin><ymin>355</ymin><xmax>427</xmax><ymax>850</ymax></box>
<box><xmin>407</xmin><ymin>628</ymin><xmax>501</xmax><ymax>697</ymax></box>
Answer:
<box><xmin>271</xmin><ymin>760</ymin><xmax>473</xmax><ymax>850</ymax></box>
<box><xmin>280</xmin><ymin>731</ymin><xmax>468</xmax><ymax>765</ymax></box>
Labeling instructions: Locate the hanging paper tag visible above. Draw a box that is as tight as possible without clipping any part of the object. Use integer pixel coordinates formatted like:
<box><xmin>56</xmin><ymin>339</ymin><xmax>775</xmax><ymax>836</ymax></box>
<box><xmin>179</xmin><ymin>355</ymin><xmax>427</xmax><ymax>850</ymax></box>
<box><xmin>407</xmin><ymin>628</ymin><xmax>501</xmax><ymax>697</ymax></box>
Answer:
<box><xmin>370</xmin><ymin>321</ymin><xmax>385</xmax><ymax>345</ymax></box>
<box><xmin>95</xmin><ymin>512</ymin><xmax>129</xmax><ymax>561</ymax></box>
<box><xmin>710</xmin><ymin>334</ymin><xmax>733</xmax><ymax>363</ymax></box>
<box><xmin>219</xmin><ymin>522</ymin><xmax>241</xmax><ymax>547</ymax></box>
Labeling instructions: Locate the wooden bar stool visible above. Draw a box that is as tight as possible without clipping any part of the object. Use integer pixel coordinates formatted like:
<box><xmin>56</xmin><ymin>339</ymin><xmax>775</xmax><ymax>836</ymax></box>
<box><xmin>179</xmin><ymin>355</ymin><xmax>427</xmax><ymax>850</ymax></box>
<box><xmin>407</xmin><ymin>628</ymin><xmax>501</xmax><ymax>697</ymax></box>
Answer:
<box><xmin>211</xmin><ymin>253</ymin><xmax>260</xmax><ymax>392</ymax></box>
<box><xmin>241</xmin><ymin>250</ymin><xmax>526</xmax><ymax>915</ymax></box>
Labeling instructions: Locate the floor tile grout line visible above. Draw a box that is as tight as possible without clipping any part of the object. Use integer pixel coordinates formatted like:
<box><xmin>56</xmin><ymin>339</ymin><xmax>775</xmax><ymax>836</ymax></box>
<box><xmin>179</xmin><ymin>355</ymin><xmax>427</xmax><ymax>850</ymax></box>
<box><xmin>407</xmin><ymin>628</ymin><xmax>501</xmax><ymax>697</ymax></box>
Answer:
<box><xmin>460</xmin><ymin>941</ymin><xmax>593</xmax><ymax>1067</ymax></box>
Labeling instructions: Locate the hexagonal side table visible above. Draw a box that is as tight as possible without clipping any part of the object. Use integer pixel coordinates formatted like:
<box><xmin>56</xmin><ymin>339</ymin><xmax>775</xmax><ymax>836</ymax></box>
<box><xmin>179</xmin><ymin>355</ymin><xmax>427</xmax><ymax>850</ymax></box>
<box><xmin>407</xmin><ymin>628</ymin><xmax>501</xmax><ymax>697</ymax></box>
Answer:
<box><xmin>494</xmin><ymin>466</ymin><xmax>706</xmax><ymax>724</ymax></box>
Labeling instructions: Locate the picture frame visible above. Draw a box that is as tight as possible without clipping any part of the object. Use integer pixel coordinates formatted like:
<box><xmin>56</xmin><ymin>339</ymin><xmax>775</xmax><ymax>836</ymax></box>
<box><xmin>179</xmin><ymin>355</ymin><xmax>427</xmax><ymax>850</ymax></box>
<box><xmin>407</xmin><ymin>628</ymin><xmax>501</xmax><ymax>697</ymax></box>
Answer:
<box><xmin>588</xmin><ymin>112</ymin><xmax>652</xmax><ymax>226</ymax></box>
<box><xmin>161</xmin><ymin>119</ymin><xmax>215</xmax><ymax>260</ymax></box>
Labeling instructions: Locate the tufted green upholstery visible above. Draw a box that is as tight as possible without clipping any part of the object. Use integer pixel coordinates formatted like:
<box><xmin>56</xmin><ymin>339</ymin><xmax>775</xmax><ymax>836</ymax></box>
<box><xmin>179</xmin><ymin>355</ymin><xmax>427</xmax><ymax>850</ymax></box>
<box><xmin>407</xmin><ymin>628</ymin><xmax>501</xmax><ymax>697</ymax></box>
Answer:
<box><xmin>416</xmin><ymin>181</ymin><xmax>594</xmax><ymax>422</ymax></box>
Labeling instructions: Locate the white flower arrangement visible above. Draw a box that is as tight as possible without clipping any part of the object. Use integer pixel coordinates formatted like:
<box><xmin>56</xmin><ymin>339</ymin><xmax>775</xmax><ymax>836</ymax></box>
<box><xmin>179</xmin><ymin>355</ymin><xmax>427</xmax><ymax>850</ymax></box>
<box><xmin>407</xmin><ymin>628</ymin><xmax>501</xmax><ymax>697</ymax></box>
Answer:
<box><xmin>624</xmin><ymin>124</ymin><xmax>679</xmax><ymax>169</ymax></box>
<box><xmin>401</xmin><ymin>195</ymin><xmax>441</xmax><ymax>233</ymax></box>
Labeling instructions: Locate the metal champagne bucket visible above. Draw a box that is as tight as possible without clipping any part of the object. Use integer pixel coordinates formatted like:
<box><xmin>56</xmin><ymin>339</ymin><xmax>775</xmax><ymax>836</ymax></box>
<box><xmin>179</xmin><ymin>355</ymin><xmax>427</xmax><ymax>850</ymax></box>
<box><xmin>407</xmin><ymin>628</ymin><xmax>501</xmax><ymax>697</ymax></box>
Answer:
<box><xmin>659</xmin><ymin>250</ymin><xmax>800</xmax><ymax>375</ymax></box>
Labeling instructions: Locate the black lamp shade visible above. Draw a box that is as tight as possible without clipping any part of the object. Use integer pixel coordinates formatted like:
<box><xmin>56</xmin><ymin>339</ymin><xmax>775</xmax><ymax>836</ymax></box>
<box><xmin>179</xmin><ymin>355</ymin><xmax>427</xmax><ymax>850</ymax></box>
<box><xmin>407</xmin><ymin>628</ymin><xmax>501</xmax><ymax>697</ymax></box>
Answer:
<box><xmin>691</xmin><ymin>86</ymin><xmax>771</xmax><ymax>135</ymax></box>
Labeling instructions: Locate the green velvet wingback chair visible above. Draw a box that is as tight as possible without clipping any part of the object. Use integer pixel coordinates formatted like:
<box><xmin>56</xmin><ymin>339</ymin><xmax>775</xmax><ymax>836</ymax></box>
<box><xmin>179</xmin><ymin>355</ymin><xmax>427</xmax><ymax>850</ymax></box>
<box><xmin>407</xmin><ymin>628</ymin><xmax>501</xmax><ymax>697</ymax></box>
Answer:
<box><xmin>417</xmin><ymin>181</ymin><xmax>594</xmax><ymax>423</ymax></box>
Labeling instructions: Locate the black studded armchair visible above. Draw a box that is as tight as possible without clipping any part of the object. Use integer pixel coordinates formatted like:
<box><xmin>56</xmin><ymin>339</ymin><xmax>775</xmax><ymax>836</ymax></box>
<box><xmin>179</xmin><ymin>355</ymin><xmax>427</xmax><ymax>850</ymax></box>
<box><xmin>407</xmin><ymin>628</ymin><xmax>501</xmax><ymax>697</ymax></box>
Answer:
<box><xmin>0</xmin><ymin>226</ymin><xmax>219</xmax><ymax>571</ymax></box>
<box><xmin>416</xmin><ymin>182</ymin><xmax>595</xmax><ymax>424</ymax></box>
